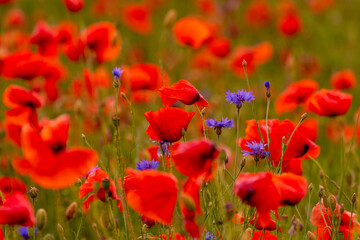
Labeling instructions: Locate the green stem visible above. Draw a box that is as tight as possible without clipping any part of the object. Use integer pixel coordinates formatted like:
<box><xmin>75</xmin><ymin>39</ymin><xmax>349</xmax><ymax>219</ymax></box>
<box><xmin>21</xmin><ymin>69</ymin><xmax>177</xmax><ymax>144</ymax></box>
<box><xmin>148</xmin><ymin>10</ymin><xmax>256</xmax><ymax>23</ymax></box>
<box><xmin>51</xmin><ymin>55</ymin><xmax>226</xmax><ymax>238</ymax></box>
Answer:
<box><xmin>234</xmin><ymin>107</ymin><xmax>240</xmax><ymax>179</ymax></box>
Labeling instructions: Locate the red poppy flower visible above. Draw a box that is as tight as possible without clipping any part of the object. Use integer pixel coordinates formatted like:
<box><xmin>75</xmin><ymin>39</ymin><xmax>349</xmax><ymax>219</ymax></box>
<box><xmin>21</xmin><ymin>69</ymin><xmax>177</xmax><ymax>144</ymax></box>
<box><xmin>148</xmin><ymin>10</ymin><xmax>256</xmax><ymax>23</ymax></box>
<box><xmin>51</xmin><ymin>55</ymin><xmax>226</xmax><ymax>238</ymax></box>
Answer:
<box><xmin>229</xmin><ymin>42</ymin><xmax>273</xmax><ymax>77</ymax></box>
<box><xmin>63</xmin><ymin>37</ymin><xmax>85</xmax><ymax>62</ymax></box>
<box><xmin>30</xmin><ymin>21</ymin><xmax>58</xmax><ymax>57</ymax></box>
<box><xmin>298</xmin><ymin>118</ymin><xmax>318</xmax><ymax>141</ymax></box>
<box><xmin>0</xmin><ymin>177</ymin><xmax>26</xmax><ymax>200</ymax></box>
<box><xmin>173</xmin><ymin>139</ymin><xmax>219</xmax><ymax>180</ymax></box>
<box><xmin>79</xmin><ymin>168</ymin><xmax>122</xmax><ymax>213</ymax></box>
<box><xmin>158</xmin><ymin>79</ymin><xmax>209</xmax><ymax>108</ymax></box>
<box><xmin>273</xmin><ymin>173</ymin><xmax>307</xmax><ymax>205</ymax></box>
<box><xmin>1</xmin><ymin>50</ymin><xmax>47</xmax><ymax>80</ymax></box>
<box><xmin>244</xmin><ymin>0</ymin><xmax>272</xmax><ymax>28</ymax></box>
<box><xmin>82</xmin><ymin>22</ymin><xmax>121</xmax><ymax>64</ymax></box>
<box><xmin>64</xmin><ymin>0</ymin><xmax>84</xmax><ymax>12</ymax></box>
<box><xmin>206</xmin><ymin>37</ymin><xmax>231</xmax><ymax>58</ymax></box>
<box><xmin>123</xmin><ymin>168</ymin><xmax>178</xmax><ymax>225</ymax></box>
<box><xmin>307</xmin><ymin>0</ymin><xmax>334</xmax><ymax>14</ymax></box>
<box><xmin>122</xmin><ymin>2</ymin><xmax>153</xmax><ymax>35</ymax></box>
<box><xmin>305</xmin><ymin>89</ymin><xmax>352</xmax><ymax>117</ymax></box>
<box><xmin>180</xmin><ymin>178</ymin><xmax>202</xmax><ymax>238</ymax></box>
<box><xmin>330</xmin><ymin>69</ymin><xmax>357</xmax><ymax>90</ymax></box>
<box><xmin>144</xmin><ymin>107</ymin><xmax>195</xmax><ymax>143</ymax></box>
<box><xmin>252</xmin><ymin>231</ymin><xmax>278</xmax><ymax>240</ymax></box>
<box><xmin>12</xmin><ymin>114</ymin><xmax>98</xmax><ymax>189</ymax></box>
<box><xmin>173</xmin><ymin>17</ymin><xmax>211</xmax><ymax>49</ymax></box>
<box><xmin>0</xmin><ymin>193</ymin><xmax>35</xmax><ymax>227</ymax></box>
<box><xmin>310</xmin><ymin>200</ymin><xmax>360</xmax><ymax>239</ymax></box>
<box><xmin>277</xmin><ymin>13</ymin><xmax>302</xmax><ymax>36</ymax></box>
<box><xmin>56</xmin><ymin>21</ymin><xmax>78</xmax><ymax>44</ymax></box>
<box><xmin>240</xmin><ymin>119</ymin><xmax>320</xmax><ymax>174</ymax></box>
<box><xmin>275</xmin><ymin>79</ymin><xmax>319</xmax><ymax>115</ymax></box>
<box><xmin>4</xmin><ymin>8</ymin><xmax>25</xmax><ymax>27</ymax></box>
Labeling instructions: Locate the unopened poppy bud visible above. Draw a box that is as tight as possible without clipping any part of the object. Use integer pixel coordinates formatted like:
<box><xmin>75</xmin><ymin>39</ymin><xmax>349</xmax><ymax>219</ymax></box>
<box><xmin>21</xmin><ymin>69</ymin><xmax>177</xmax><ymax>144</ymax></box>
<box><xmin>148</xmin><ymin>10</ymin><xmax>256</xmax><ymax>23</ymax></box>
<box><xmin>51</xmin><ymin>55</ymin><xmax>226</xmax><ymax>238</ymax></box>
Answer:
<box><xmin>242</xmin><ymin>60</ymin><xmax>247</xmax><ymax>67</ymax></box>
<box><xmin>323</xmin><ymin>194</ymin><xmax>329</xmax><ymax>208</ymax></box>
<box><xmin>301</xmin><ymin>112</ymin><xmax>308</xmax><ymax>121</ymax></box>
<box><xmin>57</xmin><ymin>224</ymin><xmax>65</xmax><ymax>238</ymax></box>
<box><xmin>43</xmin><ymin>234</ymin><xmax>55</xmax><ymax>240</ymax></box>
<box><xmin>65</xmin><ymin>202</ymin><xmax>77</xmax><ymax>221</ymax></box>
<box><xmin>74</xmin><ymin>99</ymin><xmax>83</xmax><ymax>115</ymax></box>
<box><xmin>201</xmin><ymin>108</ymin><xmax>206</xmax><ymax>117</ymax></box>
<box><xmin>120</xmin><ymin>92</ymin><xmax>127</xmax><ymax>100</ymax></box>
<box><xmin>319</xmin><ymin>170</ymin><xmax>325</xmax><ymax>180</ymax></box>
<box><xmin>112</xmin><ymin>116</ymin><xmax>120</xmax><ymax>127</ymax></box>
<box><xmin>340</xmin><ymin>204</ymin><xmax>345</xmax><ymax>214</ymax></box>
<box><xmin>102</xmin><ymin>178</ymin><xmax>111</xmax><ymax>191</ymax></box>
<box><xmin>240</xmin><ymin>158</ymin><xmax>246</xmax><ymax>171</ymax></box>
<box><xmin>328</xmin><ymin>195</ymin><xmax>337</xmax><ymax>211</ymax></box>
<box><xmin>36</xmin><ymin>208</ymin><xmax>47</xmax><ymax>230</ymax></box>
<box><xmin>240</xmin><ymin>228</ymin><xmax>253</xmax><ymax>240</ymax></box>
<box><xmin>29</xmin><ymin>187</ymin><xmax>39</xmax><ymax>199</ymax></box>
<box><xmin>219</xmin><ymin>150</ymin><xmax>228</xmax><ymax>164</ymax></box>
<box><xmin>352</xmin><ymin>193</ymin><xmax>357</xmax><ymax>205</ymax></box>
<box><xmin>181</xmin><ymin>194</ymin><xmax>196</xmax><ymax>211</ymax></box>
<box><xmin>308</xmin><ymin>183</ymin><xmax>313</xmax><ymax>192</ymax></box>
<box><xmin>181</xmin><ymin>128</ymin><xmax>187</xmax><ymax>137</ymax></box>
<box><xmin>163</xmin><ymin>9</ymin><xmax>177</xmax><ymax>27</ymax></box>
<box><xmin>81</xmin><ymin>133</ymin><xmax>86</xmax><ymax>140</ymax></box>
<box><xmin>307</xmin><ymin>231</ymin><xmax>316</xmax><ymax>240</ymax></box>
<box><xmin>224</xmin><ymin>202</ymin><xmax>235</xmax><ymax>221</ymax></box>
<box><xmin>318</xmin><ymin>185</ymin><xmax>324</xmax><ymax>199</ymax></box>
<box><xmin>76</xmin><ymin>178</ymin><xmax>82</xmax><ymax>186</ymax></box>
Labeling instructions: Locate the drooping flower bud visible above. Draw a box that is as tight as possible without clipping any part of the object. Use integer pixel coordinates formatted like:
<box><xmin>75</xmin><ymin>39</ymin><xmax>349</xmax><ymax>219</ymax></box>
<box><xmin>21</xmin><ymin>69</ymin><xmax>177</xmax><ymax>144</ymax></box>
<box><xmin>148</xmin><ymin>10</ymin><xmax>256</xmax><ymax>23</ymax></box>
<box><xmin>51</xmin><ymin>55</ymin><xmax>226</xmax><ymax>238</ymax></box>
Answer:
<box><xmin>65</xmin><ymin>202</ymin><xmax>78</xmax><ymax>221</ymax></box>
<box><xmin>29</xmin><ymin>187</ymin><xmax>39</xmax><ymax>199</ymax></box>
<box><xmin>36</xmin><ymin>208</ymin><xmax>47</xmax><ymax>230</ymax></box>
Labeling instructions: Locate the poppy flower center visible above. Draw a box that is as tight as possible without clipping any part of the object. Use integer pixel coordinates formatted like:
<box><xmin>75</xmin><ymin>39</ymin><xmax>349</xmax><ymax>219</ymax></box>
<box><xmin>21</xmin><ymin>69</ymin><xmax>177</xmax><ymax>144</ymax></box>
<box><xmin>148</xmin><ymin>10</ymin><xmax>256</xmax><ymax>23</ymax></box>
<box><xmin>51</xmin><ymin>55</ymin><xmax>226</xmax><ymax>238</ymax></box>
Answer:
<box><xmin>51</xmin><ymin>144</ymin><xmax>65</xmax><ymax>153</ymax></box>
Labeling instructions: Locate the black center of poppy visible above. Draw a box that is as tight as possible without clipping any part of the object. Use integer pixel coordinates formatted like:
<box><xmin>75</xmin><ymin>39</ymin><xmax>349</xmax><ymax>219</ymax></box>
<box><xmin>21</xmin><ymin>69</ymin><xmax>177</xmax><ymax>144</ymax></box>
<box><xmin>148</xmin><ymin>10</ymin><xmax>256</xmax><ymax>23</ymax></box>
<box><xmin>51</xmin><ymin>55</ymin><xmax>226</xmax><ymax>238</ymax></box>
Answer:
<box><xmin>52</xmin><ymin>144</ymin><xmax>65</xmax><ymax>153</ymax></box>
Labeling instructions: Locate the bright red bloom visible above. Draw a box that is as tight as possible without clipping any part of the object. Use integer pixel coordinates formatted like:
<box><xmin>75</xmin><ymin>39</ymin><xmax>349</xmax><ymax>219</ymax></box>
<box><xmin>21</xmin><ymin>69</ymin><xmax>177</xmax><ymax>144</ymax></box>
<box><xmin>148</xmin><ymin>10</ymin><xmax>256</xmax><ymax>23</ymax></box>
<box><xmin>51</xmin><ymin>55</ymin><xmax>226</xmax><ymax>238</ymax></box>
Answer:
<box><xmin>273</xmin><ymin>173</ymin><xmax>307</xmax><ymax>205</ymax></box>
<box><xmin>12</xmin><ymin>114</ymin><xmax>98</xmax><ymax>189</ymax></box>
<box><xmin>123</xmin><ymin>168</ymin><xmax>178</xmax><ymax>225</ymax></box>
<box><xmin>173</xmin><ymin>17</ymin><xmax>211</xmax><ymax>49</ymax></box>
<box><xmin>229</xmin><ymin>42</ymin><xmax>273</xmax><ymax>77</ymax></box>
<box><xmin>206</xmin><ymin>37</ymin><xmax>231</xmax><ymax>58</ymax></box>
<box><xmin>298</xmin><ymin>118</ymin><xmax>318</xmax><ymax>141</ymax></box>
<box><xmin>173</xmin><ymin>139</ymin><xmax>219</xmax><ymax>180</ymax></box>
<box><xmin>158</xmin><ymin>79</ymin><xmax>209</xmax><ymax>108</ymax></box>
<box><xmin>30</xmin><ymin>21</ymin><xmax>58</xmax><ymax>57</ymax></box>
<box><xmin>310</xmin><ymin>201</ymin><xmax>360</xmax><ymax>239</ymax></box>
<box><xmin>122</xmin><ymin>2</ymin><xmax>153</xmax><ymax>35</ymax></box>
<box><xmin>144</xmin><ymin>107</ymin><xmax>195</xmax><ymax>143</ymax></box>
<box><xmin>79</xmin><ymin>168</ymin><xmax>122</xmax><ymax>213</ymax></box>
<box><xmin>275</xmin><ymin>79</ymin><xmax>319</xmax><ymax>115</ymax></box>
<box><xmin>244</xmin><ymin>0</ymin><xmax>272</xmax><ymax>28</ymax></box>
<box><xmin>0</xmin><ymin>193</ymin><xmax>35</xmax><ymax>227</ymax></box>
<box><xmin>1</xmin><ymin>50</ymin><xmax>47</xmax><ymax>80</ymax></box>
<box><xmin>0</xmin><ymin>177</ymin><xmax>26</xmax><ymax>199</ymax></box>
<box><xmin>4</xmin><ymin>8</ymin><xmax>25</xmax><ymax>27</ymax></box>
<box><xmin>82</xmin><ymin>22</ymin><xmax>121</xmax><ymax>64</ymax></box>
<box><xmin>64</xmin><ymin>0</ymin><xmax>84</xmax><ymax>12</ymax></box>
<box><xmin>252</xmin><ymin>231</ymin><xmax>278</xmax><ymax>240</ymax></box>
<box><xmin>305</xmin><ymin>89</ymin><xmax>352</xmax><ymax>117</ymax></box>
<box><xmin>240</xmin><ymin>119</ymin><xmax>320</xmax><ymax>174</ymax></box>
<box><xmin>277</xmin><ymin>13</ymin><xmax>302</xmax><ymax>36</ymax></box>
<box><xmin>330</xmin><ymin>69</ymin><xmax>357</xmax><ymax>90</ymax></box>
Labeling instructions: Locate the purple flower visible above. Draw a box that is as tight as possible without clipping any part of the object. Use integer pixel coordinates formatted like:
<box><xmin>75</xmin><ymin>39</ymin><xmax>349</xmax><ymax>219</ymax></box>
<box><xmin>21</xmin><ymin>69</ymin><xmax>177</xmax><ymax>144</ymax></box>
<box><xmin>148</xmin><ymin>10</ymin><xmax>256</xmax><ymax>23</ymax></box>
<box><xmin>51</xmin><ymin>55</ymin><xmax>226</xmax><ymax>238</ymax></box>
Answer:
<box><xmin>157</xmin><ymin>141</ymin><xmax>170</xmax><ymax>157</ymax></box>
<box><xmin>18</xmin><ymin>227</ymin><xmax>37</xmax><ymax>239</ymax></box>
<box><xmin>136</xmin><ymin>159</ymin><xmax>160</xmax><ymax>171</ymax></box>
<box><xmin>112</xmin><ymin>66</ymin><xmax>124</xmax><ymax>78</ymax></box>
<box><xmin>264</xmin><ymin>81</ymin><xmax>270</xmax><ymax>90</ymax></box>
<box><xmin>206</xmin><ymin>117</ymin><xmax>234</xmax><ymax>135</ymax></box>
<box><xmin>225</xmin><ymin>90</ymin><xmax>255</xmax><ymax>108</ymax></box>
<box><xmin>206</xmin><ymin>232</ymin><xmax>215</xmax><ymax>240</ymax></box>
<box><xmin>242</xmin><ymin>141</ymin><xmax>268</xmax><ymax>160</ymax></box>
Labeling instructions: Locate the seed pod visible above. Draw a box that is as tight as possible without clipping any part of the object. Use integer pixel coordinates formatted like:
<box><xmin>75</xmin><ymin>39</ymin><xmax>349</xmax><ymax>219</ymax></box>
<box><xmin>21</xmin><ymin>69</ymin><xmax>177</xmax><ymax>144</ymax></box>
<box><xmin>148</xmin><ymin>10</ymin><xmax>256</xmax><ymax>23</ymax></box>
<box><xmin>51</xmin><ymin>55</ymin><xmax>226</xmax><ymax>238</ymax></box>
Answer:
<box><xmin>240</xmin><ymin>228</ymin><xmax>253</xmax><ymax>240</ymax></box>
<box><xmin>328</xmin><ymin>195</ymin><xmax>337</xmax><ymax>211</ymax></box>
<box><xmin>43</xmin><ymin>234</ymin><xmax>55</xmax><ymax>240</ymax></box>
<box><xmin>307</xmin><ymin>231</ymin><xmax>316</xmax><ymax>240</ymax></box>
<box><xmin>318</xmin><ymin>185</ymin><xmax>325</xmax><ymax>199</ymax></box>
<box><xmin>36</xmin><ymin>208</ymin><xmax>47</xmax><ymax>230</ymax></box>
<box><xmin>308</xmin><ymin>183</ymin><xmax>313</xmax><ymax>192</ymax></box>
<box><xmin>65</xmin><ymin>202</ymin><xmax>78</xmax><ymax>221</ymax></box>
<box><xmin>102</xmin><ymin>178</ymin><xmax>111</xmax><ymax>191</ymax></box>
<box><xmin>163</xmin><ymin>9</ymin><xmax>177</xmax><ymax>27</ymax></box>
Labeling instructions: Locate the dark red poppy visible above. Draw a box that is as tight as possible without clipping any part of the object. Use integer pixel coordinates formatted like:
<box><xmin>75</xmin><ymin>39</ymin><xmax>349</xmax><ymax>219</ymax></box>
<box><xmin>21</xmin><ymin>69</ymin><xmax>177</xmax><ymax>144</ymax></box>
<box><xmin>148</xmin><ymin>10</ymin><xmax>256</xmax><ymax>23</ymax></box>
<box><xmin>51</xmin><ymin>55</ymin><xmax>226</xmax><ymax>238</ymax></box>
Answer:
<box><xmin>229</xmin><ymin>42</ymin><xmax>273</xmax><ymax>77</ymax></box>
<box><xmin>122</xmin><ymin>2</ymin><xmax>153</xmax><ymax>35</ymax></box>
<box><xmin>30</xmin><ymin>21</ymin><xmax>58</xmax><ymax>57</ymax></box>
<box><xmin>240</xmin><ymin>119</ymin><xmax>320</xmax><ymax>174</ymax></box>
<box><xmin>158</xmin><ymin>79</ymin><xmax>209</xmax><ymax>108</ymax></box>
<box><xmin>173</xmin><ymin>17</ymin><xmax>211</xmax><ymax>49</ymax></box>
<box><xmin>275</xmin><ymin>79</ymin><xmax>319</xmax><ymax>115</ymax></box>
<box><xmin>173</xmin><ymin>139</ymin><xmax>219</xmax><ymax>180</ymax></box>
<box><xmin>123</xmin><ymin>168</ymin><xmax>178</xmax><ymax>225</ymax></box>
<box><xmin>330</xmin><ymin>69</ymin><xmax>357</xmax><ymax>90</ymax></box>
<box><xmin>206</xmin><ymin>37</ymin><xmax>231</xmax><ymax>58</ymax></box>
<box><xmin>79</xmin><ymin>168</ymin><xmax>122</xmax><ymax>213</ymax></box>
<box><xmin>0</xmin><ymin>177</ymin><xmax>26</xmax><ymax>199</ymax></box>
<box><xmin>244</xmin><ymin>0</ymin><xmax>272</xmax><ymax>28</ymax></box>
<box><xmin>82</xmin><ymin>22</ymin><xmax>121</xmax><ymax>64</ymax></box>
<box><xmin>277</xmin><ymin>13</ymin><xmax>302</xmax><ymax>36</ymax></box>
<box><xmin>310</xmin><ymin>200</ymin><xmax>360</xmax><ymax>240</ymax></box>
<box><xmin>64</xmin><ymin>0</ymin><xmax>84</xmax><ymax>12</ymax></box>
<box><xmin>12</xmin><ymin>114</ymin><xmax>98</xmax><ymax>189</ymax></box>
<box><xmin>305</xmin><ymin>89</ymin><xmax>352</xmax><ymax>117</ymax></box>
<box><xmin>252</xmin><ymin>231</ymin><xmax>278</xmax><ymax>240</ymax></box>
<box><xmin>180</xmin><ymin>178</ymin><xmax>202</xmax><ymax>238</ymax></box>
<box><xmin>144</xmin><ymin>107</ymin><xmax>195</xmax><ymax>143</ymax></box>
<box><xmin>1</xmin><ymin>50</ymin><xmax>47</xmax><ymax>80</ymax></box>
<box><xmin>0</xmin><ymin>193</ymin><xmax>35</xmax><ymax>227</ymax></box>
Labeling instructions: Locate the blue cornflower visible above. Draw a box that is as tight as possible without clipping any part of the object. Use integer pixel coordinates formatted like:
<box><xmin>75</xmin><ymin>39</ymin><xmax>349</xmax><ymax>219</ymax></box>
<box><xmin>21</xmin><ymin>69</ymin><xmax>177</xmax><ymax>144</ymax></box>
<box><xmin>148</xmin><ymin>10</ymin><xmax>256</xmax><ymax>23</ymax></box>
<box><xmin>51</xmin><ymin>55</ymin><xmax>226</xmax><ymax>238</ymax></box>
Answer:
<box><xmin>264</xmin><ymin>81</ymin><xmax>270</xmax><ymax>90</ymax></box>
<box><xmin>241</xmin><ymin>140</ymin><xmax>268</xmax><ymax>160</ymax></box>
<box><xmin>112</xmin><ymin>66</ymin><xmax>124</xmax><ymax>78</ymax></box>
<box><xmin>157</xmin><ymin>141</ymin><xmax>170</xmax><ymax>157</ymax></box>
<box><xmin>225</xmin><ymin>90</ymin><xmax>255</xmax><ymax>108</ymax></box>
<box><xmin>18</xmin><ymin>227</ymin><xmax>37</xmax><ymax>239</ymax></box>
<box><xmin>205</xmin><ymin>232</ymin><xmax>215</xmax><ymax>240</ymax></box>
<box><xmin>206</xmin><ymin>117</ymin><xmax>234</xmax><ymax>135</ymax></box>
<box><xmin>136</xmin><ymin>159</ymin><xmax>160</xmax><ymax>171</ymax></box>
